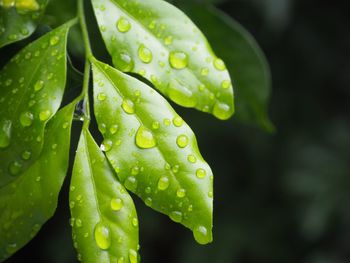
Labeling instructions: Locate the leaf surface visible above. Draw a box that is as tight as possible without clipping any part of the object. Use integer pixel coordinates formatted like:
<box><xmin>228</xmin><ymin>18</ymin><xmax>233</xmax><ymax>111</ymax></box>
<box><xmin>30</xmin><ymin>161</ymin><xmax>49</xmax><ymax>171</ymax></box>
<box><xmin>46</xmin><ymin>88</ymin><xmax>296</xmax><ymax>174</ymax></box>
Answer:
<box><xmin>0</xmin><ymin>21</ymin><xmax>73</xmax><ymax>187</ymax></box>
<box><xmin>91</xmin><ymin>0</ymin><xmax>234</xmax><ymax>120</ymax></box>
<box><xmin>70</xmin><ymin>128</ymin><xmax>139</xmax><ymax>263</ymax></box>
<box><xmin>0</xmin><ymin>0</ymin><xmax>48</xmax><ymax>48</ymax></box>
<box><xmin>0</xmin><ymin>103</ymin><xmax>74</xmax><ymax>261</ymax></box>
<box><xmin>92</xmin><ymin>59</ymin><xmax>213</xmax><ymax>244</ymax></box>
<box><xmin>179</xmin><ymin>3</ymin><xmax>274</xmax><ymax>131</ymax></box>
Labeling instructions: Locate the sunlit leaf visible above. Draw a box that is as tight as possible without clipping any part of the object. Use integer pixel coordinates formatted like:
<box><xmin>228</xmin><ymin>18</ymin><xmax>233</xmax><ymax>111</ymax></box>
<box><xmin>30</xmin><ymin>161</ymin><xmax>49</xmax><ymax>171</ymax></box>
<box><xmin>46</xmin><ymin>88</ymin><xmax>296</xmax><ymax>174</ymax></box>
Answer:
<box><xmin>0</xmin><ymin>20</ymin><xmax>75</xmax><ymax>187</ymax></box>
<box><xmin>0</xmin><ymin>103</ymin><xmax>75</xmax><ymax>261</ymax></box>
<box><xmin>92</xmin><ymin>59</ymin><xmax>213</xmax><ymax>245</ymax></box>
<box><xmin>91</xmin><ymin>0</ymin><xmax>234</xmax><ymax>120</ymax></box>
<box><xmin>179</xmin><ymin>3</ymin><xmax>274</xmax><ymax>131</ymax></box>
<box><xmin>70</xmin><ymin>128</ymin><xmax>139</xmax><ymax>263</ymax></box>
<box><xmin>0</xmin><ymin>0</ymin><xmax>48</xmax><ymax>48</ymax></box>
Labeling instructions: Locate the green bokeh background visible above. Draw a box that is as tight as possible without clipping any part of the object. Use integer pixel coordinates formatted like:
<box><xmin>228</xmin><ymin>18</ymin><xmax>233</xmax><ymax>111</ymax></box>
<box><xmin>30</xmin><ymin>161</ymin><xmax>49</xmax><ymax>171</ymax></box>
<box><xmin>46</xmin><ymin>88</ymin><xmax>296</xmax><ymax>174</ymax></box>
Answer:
<box><xmin>2</xmin><ymin>0</ymin><xmax>350</xmax><ymax>262</ymax></box>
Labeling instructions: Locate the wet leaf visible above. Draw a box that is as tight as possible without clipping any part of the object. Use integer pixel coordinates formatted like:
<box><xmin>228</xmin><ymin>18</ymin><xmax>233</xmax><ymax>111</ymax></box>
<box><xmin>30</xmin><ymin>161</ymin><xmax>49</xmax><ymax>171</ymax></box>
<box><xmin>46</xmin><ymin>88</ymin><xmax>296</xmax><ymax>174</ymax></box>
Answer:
<box><xmin>91</xmin><ymin>0</ymin><xmax>234</xmax><ymax>120</ymax></box>
<box><xmin>0</xmin><ymin>0</ymin><xmax>48</xmax><ymax>48</ymax></box>
<box><xmin>0</xmin><ymin>103</ymin><xmax>75</xmax><ymax>261</ymax></box>
<box><xmin>179</xmin><ymin>3</ymin><xmax>274</xmax><ymax>131</ymax></box>
<box><xmin>92</xmin><ymin>59</ymin><xmax>213</xmax><ymax>245</ymax></box>
<box><xmin>70</xmin><ymin>128</ymin><xmax>139</xmax><ymax>263</ymax></box>
<box><xmin>0</xmin><ymin>21</ymin><xmax>74</xmax><ymax>187</ymax></box>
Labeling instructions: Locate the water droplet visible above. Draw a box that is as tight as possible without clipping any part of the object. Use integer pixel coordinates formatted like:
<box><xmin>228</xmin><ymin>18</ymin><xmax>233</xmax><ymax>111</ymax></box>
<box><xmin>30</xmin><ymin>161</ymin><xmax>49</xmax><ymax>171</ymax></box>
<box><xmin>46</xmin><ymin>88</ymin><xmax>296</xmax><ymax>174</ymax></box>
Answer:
<box><xmin>39</xmin><ymin>110</ymin><xmax>51</xmax><ymax>121</ymax></box>
<box><xmin>157</xmin><ymin>177</ymin><xmax>169</xmax><ymax>190</ymax></box>
<box><xmin>124</xmin><ymin>176</ymin><xmax>138</xmax><ymax>191</ymax></box>
<box><xmin>168</xmin><ymin>80</ymin><xmax>196</xmax><ymax>107</ymax></box>
<box><xmin>163</xmin><ymin>119</ymin><xmax>171</xmax><ymax>126</ymax></box>
<box><xmin>9</xmin><ymin>161</ymin><xmax>22</xmax><ymax>176</ymax></box>
<box><xmin>193</xmin><ymin>225</ymin><xmax>211</xmax><ymax>244</ymax></box>
<box><xmin>19</xmin><ymin>111</ymin><xmax>34</xmax><ymax>127</ymax></box>
<box><xmin>169</xmin><ymin>51</ymin><xmax>188</xmax><ymax>69</ymax></box>
<box><xmin>221</xmin><ymin>80</ymin><xmax>231</xmax><ymax>89</ymax></box>
<box><xmin>176</xmin><ymin>134</ymin><xmax>189</xmax><ymax>148</ymax></box>
<box><xmin>200</xmin><ymin>67</ymin><xmax>209</xmax><ymax>76</ymax></box>
<box><xmin>164</xmin><ymin>36</ymin><xmax>173</xmax><ymax>45</ymax></box>
<box><xmin>213</xmin><ymin>58</ymin><xmax>226</xmax><ymax>71</ymax></box>
<box><xmin>109</xmin><ymin>124</ymin><xmax>118</xmax><ymax>134</ymax></box>
<box><xmin>187</xmin><ymin>154</ymin><xmax>197</xmax><ymax>163</ymax></box>
<box><xmin>129</xmin><ymin>249</ymin><xmax>138</xmax><ymax>263</ymax></box>
<box><xmin>0</xmin><ymin>120</ymin><xmax>12</xmax><ymax>148</ymax></box>
<box><xmin>132</xmin><ymin>217</ymin><xmax>138</xmax><ymax>227</ymax></box>
<box><xmin>176</xmin><ymin>188</ymin><xmax>186</xmax><ymax>198</ymax></box>
<box><xmin>35</xmin><ymin>176</ymin><xmax>41</xmax><ymax>182</ymax></box>
<box><xmin>131</xmin><ymin>166</ymin><xmax>140</xmax><ymax>175</ymax></box>
<box><xmin>6</xmin><ymin>243</ymin><xmax>17</xmax><ymax>254</ymax></box>
<box><xmin>152</xmin><ymin>121</ymin><xmax>160</xmax><ymax>130</ymax></box>
<box><xmin>208</xmin><ymin>191</ymin><xmax>213</xmax><ymax>198</ymax></box>
<box><xmin>196</xmin><ymin>168</ymin><xmax>206</xmax><ymax>179</ymax></box>
<box><xmin>173</xmin><ymin>116</ymin><xmax>183</xmax><ymax>127</ymax></box>
<box><xmin>49</xmin><ymin>35</ymin><xmax>60</xmax><ymax>46</ymax></box>
<box><xmin>122</xmin><ymin>99</ymin><xmax>135</xmax><ymax>114</ymax></box>
<box><xmin>21</xmin><ymin>150</ymin><xmax>32</xmax><ymax>160</ymax></box>
<box><xmin>101</xmin><ymin>139</ymin><xmax>113</xmax><ymax>152</ymax></box>
<box><xmin>116</xmin><ymin>17</ymin><xmax>131</xmax><ymax>32</ymax></box>
<box><xmin>34</xmin><ymin>80</ymin><xmax>44</xmax><ymax>91</ymax></box>
<box><xmin>138</xmin><ymin>44</ymin><xmax>153</xmax><ymax>63</ymax></box>
<box><xmin>145</xmin><ymin>186</ymin><xmax>152</xmax><ymax>194</ymax></box>
<box><xmin>69</xmin><ymin>201</ymin><xmax>75</xmax><ymax>208</ymax></box>
<box><xmin>213</xmin><ymin>102</ymin><xmax>232</xmax><ymax>120</ymax></box>
<box><xmin>111</xmin><ymin>198</ymin><xmax>123</xmax><ymax>211</ymax></box>
<box><xmin>135</xmin><ymin>126</ymin><xmax>156</xmax><ymax>149</ymax></box>
<box><xmin>97</xmin><ymin>92</ymin><xmax>106</xmax><ymax>101</ymax></box>
<box><xmin>76</xmin><ymin>219</ymin><xmax>83</xmax><ymax>227</ymax></box>
<box><xmin>117</xmin><ymin>257</ymin><xmax>125</xmax><ymax>263</ymax></box>
<box><xmin>62</xmin><ymin>122</ymin><xmax>69</xmax><ymax>129</ymax></box>
<box><xmin>94</xmin><ymin>222</ymin><xmax>111</xmax><ymax>250</ymax></box>
<box><xmin>114</xmin><ymin>52</ymin><xmax>134</xmax><ymax>71</ymax></box>
<box><xmin>170</xmin><ymin>211</ymin><xmax>183</xmax><ymax>223</ymax></box>
<box><xmin>145</xmin><ymin>197</ymin><xmax>152</xmax><ymax>206</ymax></box>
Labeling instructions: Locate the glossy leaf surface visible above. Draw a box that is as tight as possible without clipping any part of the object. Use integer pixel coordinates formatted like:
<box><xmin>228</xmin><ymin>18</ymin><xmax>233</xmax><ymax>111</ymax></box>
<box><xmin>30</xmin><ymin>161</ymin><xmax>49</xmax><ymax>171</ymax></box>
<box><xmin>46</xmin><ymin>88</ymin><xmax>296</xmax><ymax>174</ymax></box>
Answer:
<box><xmin>0</xmin><ymin>21</ymin><xmax>73</xmax><ymax>187</ymax></box>
<box><xmin>70</xmin><ymin>128</ymin><xmax>139</xmax><ymax>263</ymax></box>
<box><xmin>0</xmin><ymin>0</ymin><xmax>48</xmax><ymax>48</ymax></box>
<box><xmin>91</xmin><ymin>0</ymin><xmax>234</xmax><ymax>120</ymax></box>
<box><xmin>92</xmin><ymin>59</ymin><xmax>213</xmax><ymax>244</ymax></box>
<box><xmin>179</xmin><ymin>3</ymin><xmax>273</xmax><ymax>131</ymax></box>
<box><xmin>0</xmin><ymin>104</ymin><xmax>74</xmax><ymax>261</ymax></box>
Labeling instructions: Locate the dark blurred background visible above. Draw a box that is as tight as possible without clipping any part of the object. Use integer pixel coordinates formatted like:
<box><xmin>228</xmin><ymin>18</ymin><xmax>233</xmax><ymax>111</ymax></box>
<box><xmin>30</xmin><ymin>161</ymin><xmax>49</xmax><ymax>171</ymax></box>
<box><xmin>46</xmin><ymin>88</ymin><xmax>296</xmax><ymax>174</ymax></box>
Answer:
<box><xmin>5</xmin><ymin>0</ymin><xmax>350</xmax><ymax>262</ymax></box>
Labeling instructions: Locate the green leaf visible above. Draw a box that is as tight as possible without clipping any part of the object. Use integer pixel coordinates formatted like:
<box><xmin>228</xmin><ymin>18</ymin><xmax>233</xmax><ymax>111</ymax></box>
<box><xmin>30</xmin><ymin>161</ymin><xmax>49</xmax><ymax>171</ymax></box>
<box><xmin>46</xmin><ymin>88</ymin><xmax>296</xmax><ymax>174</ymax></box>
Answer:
<box><xmin>92</xmin><ymin>59</ymin><xmax>213</xmax><ymax>245</ymax></box>
<box><xmin>91</xmin><ymin>0</ymin><xmax>234</xmax><ymax>120</ymax></box>
<box><xmin>70</xmin><ymin>128</ymin><xmax>139</xmax><ymax>263</ymax></box>
<box><xmin>0</xmin><ymin>103</ymin><xmax>75</xmax><ymax>262</ymax></box>
<box><xmin>0</xmin><ymin>21</ymin><xmax>74</xmax><ymax>187</ymax></box>
<box><xmin>0</xmin><ymin>0</ymin><xmax>48</xmax><ymax>48</ymax></box>
<box><xmin>179</xmin><ymin>3</ymin><xmax>274</xmax><ymax>131</ymax></box>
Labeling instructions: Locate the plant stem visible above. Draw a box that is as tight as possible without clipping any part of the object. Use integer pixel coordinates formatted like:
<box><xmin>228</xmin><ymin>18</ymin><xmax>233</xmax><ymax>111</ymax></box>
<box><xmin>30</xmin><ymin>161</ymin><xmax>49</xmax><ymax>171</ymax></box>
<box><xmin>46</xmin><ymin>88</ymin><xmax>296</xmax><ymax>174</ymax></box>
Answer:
<box><xmin>78</xmin><ymin>0</ymin><xmax>92</xmax><ymax>128</ymax></box>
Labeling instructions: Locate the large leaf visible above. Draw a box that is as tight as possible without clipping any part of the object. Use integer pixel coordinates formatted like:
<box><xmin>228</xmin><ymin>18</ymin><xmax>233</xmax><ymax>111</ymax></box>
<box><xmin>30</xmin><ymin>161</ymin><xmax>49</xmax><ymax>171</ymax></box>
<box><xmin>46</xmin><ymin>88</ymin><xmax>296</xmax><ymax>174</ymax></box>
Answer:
<box><xmin>0</xmin><ymin>103</ymin><xmax>74</xmax><ymax>262</ymax></box>
<box><xmin>91</xmin><ymin>0</ymin><xmax>234</xmax><ymax>120</ymax></box>
<box><xmin>0</xmin><ymin>0</ymin><xmax>48</xmax><ymax>48</ymax></box>
<box><xmin>179</xmin><ymin>3</ymin><xmax>274</xmax><ymax>131</ymax></box>
<box><xmin>0</xmin><ymin>21</ymin><xmax>74</xmax><ymax>187</ymax></box>
<box><xmin>92</xmin><ymin>59</ymin><xmax>213</xmax><ymax>245</ymax></box>
<box><xmin>70</xmin><ymin>128</ymin><xmax>139</xmax><ymax>263</ymax></box>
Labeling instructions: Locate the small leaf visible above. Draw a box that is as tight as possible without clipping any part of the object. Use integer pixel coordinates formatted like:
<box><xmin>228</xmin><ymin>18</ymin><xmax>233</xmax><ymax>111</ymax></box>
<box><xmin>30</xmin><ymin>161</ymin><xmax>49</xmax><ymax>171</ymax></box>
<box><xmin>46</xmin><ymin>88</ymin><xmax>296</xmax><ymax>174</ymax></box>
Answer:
<box><xmin>70</xmin><ymin>128</ymin><xmax>139</xmax><ymax>262</ymax></box>
<box><xmin>0</xmin><ymin>0</ymin><xmax>48</xmax><ymax>48</ymax></box>
<box><xmin>0</xmin><ymin>21</ymin><xmax>73</xmax><ymax>187</ymax></box>
<box><xmin>0</xmin><ymin>103</ymin><xmax>75</xmax><ymax>261</ymax></box>
<box><xmin>179</xmin><ymin>3</ymin><xmax>274</xmax><ymax>131</ymax></box>
<box><xmin>91</xmin><ymin>0</ymin><xmax>234</xmax><ymax>120</ymax></box>
<box><xmin>92</xmin><ymin>59</ymin><xmax>213</xmax><ymax>245</ymax></box>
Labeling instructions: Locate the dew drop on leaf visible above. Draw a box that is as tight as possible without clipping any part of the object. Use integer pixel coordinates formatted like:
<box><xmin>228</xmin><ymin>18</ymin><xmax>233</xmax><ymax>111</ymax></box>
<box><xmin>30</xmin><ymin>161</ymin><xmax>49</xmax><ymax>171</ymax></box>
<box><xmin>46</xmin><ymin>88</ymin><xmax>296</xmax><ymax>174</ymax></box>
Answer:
<box><xmin>172</xmin><ymin>116</ymin><xmax>183</xmax><ymax>127</ymax></box>
<box><xmin>212</xmin><ymin>102</ymin><xmax>232</xmax><ymax>120</ymax></box>
<box><xmin>19</xmin><ymin>111</ymin><xmax>34</xmax><ymax>127</ymax></box>
<box><xmin>0</xmin><ymin>120</ymin><xmax>12</xmax><ymax>148</ymax></box>
<box><xmin>176</xmin><ymin>134</ymin><xmax>189</xmax><ymax>148</ymax></box>
<box><xmin>157</xmin><ymin>176</ymin><xmax>169</xmax><ymax>191</ymax></box>
<box><xmin>176</xmin><ymin>188</ymin><xmax>186</xmax><ymax>198</ymax></box>
<box><xmin>129</xmin><ymin>249</ymin><xmax>138</xmax><ymax>263</ymax></box>
<box><xmin>132</xmin><ymin>217</ymin><xmax>138</xmax><ymax>227</ymax></box>
<box><xmin>39</xmin><ymin>110</ymin><xmax>51</xmax><ymax>121</ymax></box>
<box><xmin>193</xmin><ymin>225</ymin><xmax>210</xmax><ymax>245</ymax></box>
<box><xmin>110</xmin><ymin>198</ymin><xmax>123</xmax><ymax>211</ymax></box>
<box><xmin>116</xmin><ymin>17</ymin><xmax>131</xmax><ymax>33</ymax></box>
<box><xmin>196</xmin><ymin>168</ymin><xmax>206</xmax><ymax>179</ymax></box>
<box><xmin>135</xmin><ymin>126</ymin><xmax>156</xmax><ymax>149</ymax></box>
<box><xmin>34</xmin><ymin>80</ymin><xmax>44</xmax><ymax>91</ymax></box>
<box><xmin>8</xmin><ymin>161</ymin><xmax>22</xmax><ymax>176</ymax></box>
<box><xmin>169</xmin><ymin>51</ymin><xmax>188</xmax><ymax>69</ymax></box>
<box><xmin>49</xmin><ymin>36</ymin><xmax>60</xmax><ymax>46</ymax></box>
<box><xmin>94</xmin><ymin>222</ymin><xmax>111</xmax><ymax>250</ymax></box>
<box><xmin>221</xmin><ymin>80</ymin><xmax>231</xmax><ymax>89</ymax></box>
<box><xmin>170</xmin><ymin>211</ymin><xmax>183</xmax><ymax>223</ymax></box>
<box><xmin>101</xmin><ymin>139</ymin><xmax>113</xmax><ymax>152</ymax></box>
<box><xmin>97</xmin><ymin>92</ymin><xmax>107</xmax><ymax>101</ymax></box>
<box><xmin>124</xmin><ymin>176</ymin><xmax>138</xmax><ymax>191</ymax></box>
<box><xmin>138</xmin><ymin>44</ymin><xmax>153</xmax><ymax>63</ymax></box>
<box><xmin>121</xmin><ymin>99</ymin><xmax>135</xmax><ymax>114</ymax></box>
<box><xmin>21</xmin><ymin>150</ymin><xmax>32</xmax><ymax>160</ymax></box>
<box><xmin>109</xmin><ymin>124</ymin><xmax>118</xmax><ymax>134</ymax></box>
<box><xmin>213</xmin><ymin>58</ymin><xmax>226</xmax><ymax>71</ymax></box>
<box><xmin>187</xmin><ymin>154</ymin><xmax>197</xmax><ymax>163</ymax></box>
